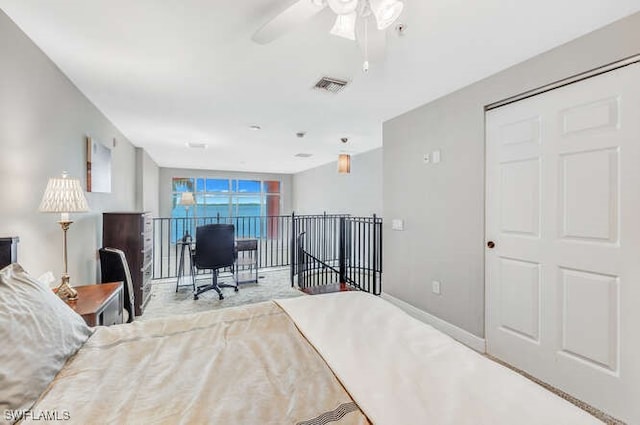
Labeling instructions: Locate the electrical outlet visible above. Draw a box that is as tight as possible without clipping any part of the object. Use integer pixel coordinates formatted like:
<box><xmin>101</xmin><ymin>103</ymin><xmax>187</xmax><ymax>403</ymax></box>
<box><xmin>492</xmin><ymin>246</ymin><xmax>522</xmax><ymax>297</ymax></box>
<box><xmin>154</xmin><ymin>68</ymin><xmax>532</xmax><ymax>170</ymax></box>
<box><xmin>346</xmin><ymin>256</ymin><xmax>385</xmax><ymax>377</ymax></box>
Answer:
<box><xmin>391</xmin><ymin>219</ymin><xmax>404</xmax><ymax>231</ymax></box>
<box><xmin>432</xmin><ymin>280</ymin><xmax>441</xmax><ymax>295</ymax></box>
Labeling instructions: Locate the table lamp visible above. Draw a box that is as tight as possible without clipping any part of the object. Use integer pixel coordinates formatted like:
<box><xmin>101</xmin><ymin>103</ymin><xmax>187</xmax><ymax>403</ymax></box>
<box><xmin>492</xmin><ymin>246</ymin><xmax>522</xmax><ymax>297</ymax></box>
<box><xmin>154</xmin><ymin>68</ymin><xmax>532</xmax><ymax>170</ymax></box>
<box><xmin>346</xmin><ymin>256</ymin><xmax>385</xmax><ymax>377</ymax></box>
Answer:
<box><xmin>39</xmin><ymin>171</ymin><xmax>89</xmax><ymax>301</ymax></box>
<box><xmin>179</xmin><ymin>192</ymin><xmax>196</xmax><ymax>240</ymax></box>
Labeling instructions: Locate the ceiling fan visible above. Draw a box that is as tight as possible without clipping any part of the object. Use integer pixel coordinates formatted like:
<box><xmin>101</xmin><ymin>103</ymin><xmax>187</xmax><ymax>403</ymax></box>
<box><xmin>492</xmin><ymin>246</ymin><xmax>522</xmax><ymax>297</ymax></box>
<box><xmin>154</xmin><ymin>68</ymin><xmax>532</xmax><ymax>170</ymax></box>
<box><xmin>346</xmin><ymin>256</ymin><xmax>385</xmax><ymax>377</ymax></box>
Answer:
<box><xmin>252</xmin><ymin>0</ymin><xmax>405</xmax><ymax>69</ymax></box>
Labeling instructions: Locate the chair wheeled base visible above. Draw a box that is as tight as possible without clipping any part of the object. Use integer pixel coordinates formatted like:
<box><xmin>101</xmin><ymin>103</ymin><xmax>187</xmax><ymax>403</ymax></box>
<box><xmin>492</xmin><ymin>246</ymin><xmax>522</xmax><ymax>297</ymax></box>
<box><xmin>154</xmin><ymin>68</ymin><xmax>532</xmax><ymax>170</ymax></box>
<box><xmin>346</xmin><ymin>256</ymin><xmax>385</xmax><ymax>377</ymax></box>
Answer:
<box><xmin>193</xmin><ymin>269</ymin><xmax>238</xmax><ymax>300</ymax></box>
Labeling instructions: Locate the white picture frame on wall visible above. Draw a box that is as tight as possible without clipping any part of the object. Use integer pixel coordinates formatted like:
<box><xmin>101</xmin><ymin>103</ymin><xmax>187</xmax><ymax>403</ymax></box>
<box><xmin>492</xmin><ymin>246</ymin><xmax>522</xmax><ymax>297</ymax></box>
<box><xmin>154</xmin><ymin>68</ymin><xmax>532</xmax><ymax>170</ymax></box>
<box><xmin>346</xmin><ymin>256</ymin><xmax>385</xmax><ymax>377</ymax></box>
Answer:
<box><xmin>86</xmin><ymin>136</ymin><xmax>112</xmax><ymax>193</ymax></box>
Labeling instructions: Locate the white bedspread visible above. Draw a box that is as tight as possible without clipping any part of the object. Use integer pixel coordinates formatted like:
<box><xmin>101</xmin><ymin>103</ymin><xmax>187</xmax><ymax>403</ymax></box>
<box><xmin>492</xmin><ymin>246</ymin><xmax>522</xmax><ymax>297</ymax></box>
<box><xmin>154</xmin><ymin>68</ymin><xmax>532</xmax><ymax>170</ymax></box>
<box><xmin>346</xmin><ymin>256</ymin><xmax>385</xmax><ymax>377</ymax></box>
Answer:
<box><xmin>276</xmin><ymin>292</ymin><xmax>602</xmax><ymax>425</ymax></box>
<box><xmin>21</xmin><ymin>301</ymin><xmax>368</xmax><ymax>425</ymax></box>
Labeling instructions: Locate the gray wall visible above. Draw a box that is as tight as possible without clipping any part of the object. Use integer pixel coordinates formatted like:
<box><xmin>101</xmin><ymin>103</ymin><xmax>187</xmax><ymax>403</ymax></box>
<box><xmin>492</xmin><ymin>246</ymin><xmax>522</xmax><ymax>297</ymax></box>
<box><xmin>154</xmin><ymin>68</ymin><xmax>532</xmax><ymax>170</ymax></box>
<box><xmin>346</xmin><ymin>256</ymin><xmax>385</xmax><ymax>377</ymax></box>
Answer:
<box><xmin>0</xmin><ymin>10</ymin><xmax>155</xmax><ymax>284</ymax></box>
<box><xmin>136</xmin><ymin>148</ymin><xmax>160</xmax><ymax>217</ymax></box>
<box><xmin>158</xmin><ymin>168</ymin><xmax>293</xmax><ymax>218</ymax></box>
<box><xmin>383</xmin><ymin>12</ymin><xmax>640</xmax><ymax>338</ymax></box>
<box><xmin>292</xmin><ymin>148</ymin><xmax>382</xmax><ymax>216</ymax></box>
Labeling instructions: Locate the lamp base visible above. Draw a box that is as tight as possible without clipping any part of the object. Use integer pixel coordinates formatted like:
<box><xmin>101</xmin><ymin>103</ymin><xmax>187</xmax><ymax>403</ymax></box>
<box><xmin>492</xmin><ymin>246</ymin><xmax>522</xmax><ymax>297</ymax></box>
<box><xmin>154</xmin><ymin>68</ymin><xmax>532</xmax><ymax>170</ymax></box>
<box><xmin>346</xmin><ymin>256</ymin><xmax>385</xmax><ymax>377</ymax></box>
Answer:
<box><xmin>55</xmin><ymin>274</ymin><xmax>78</xmax><ymax>301</ymax></box>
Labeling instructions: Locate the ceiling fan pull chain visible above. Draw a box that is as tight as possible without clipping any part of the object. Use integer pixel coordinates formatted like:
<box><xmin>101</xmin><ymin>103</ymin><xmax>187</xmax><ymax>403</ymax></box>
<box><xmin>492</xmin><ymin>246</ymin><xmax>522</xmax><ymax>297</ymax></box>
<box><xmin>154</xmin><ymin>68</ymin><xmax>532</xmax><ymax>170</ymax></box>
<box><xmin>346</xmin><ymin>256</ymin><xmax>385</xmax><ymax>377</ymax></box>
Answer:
<box><xmin>363</xmin><ymin>17</ymin><xmax>370</xmax><ymax>73</ymax></box>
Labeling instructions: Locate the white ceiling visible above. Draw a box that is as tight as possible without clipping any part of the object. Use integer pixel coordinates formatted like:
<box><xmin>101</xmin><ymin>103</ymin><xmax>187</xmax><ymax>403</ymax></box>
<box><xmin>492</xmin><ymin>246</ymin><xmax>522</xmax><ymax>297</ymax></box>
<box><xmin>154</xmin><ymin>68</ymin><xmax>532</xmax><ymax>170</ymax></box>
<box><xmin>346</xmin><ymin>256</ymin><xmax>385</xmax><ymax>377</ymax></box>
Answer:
<box><xmin>1</xmin><ymin>0</ymin><xmax>639</xmax><ymax>174</ymax></box>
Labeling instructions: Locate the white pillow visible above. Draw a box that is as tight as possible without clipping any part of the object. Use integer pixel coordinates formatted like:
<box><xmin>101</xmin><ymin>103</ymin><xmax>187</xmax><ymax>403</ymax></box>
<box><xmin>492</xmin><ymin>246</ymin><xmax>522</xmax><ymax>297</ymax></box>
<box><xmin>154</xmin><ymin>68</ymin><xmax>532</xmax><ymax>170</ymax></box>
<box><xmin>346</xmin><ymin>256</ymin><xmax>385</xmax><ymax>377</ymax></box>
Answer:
<box><xmin>0</xmin><ymin>264</ymin><xmax>93</xmax><ymax>420</ymax></box>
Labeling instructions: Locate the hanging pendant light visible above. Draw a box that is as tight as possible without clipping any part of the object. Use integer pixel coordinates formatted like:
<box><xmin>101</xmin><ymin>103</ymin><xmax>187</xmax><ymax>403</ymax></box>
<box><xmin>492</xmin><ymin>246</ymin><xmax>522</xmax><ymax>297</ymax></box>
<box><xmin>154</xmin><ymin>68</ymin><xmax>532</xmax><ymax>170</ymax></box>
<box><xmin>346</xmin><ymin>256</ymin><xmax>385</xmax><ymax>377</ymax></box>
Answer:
<box><xmin>338</xmin><ymin>137</ymin><xmax>351</xmax><ymax>174</ymax></box>
<box><xmin>369</xmin><ymin>0</ymin><xmax>404</xmax><ymax>30</ymax></box>
<box><xmin>338</xmin><ymin>154</ymin><xmax>351</xmax><ymax>174</ymax></box>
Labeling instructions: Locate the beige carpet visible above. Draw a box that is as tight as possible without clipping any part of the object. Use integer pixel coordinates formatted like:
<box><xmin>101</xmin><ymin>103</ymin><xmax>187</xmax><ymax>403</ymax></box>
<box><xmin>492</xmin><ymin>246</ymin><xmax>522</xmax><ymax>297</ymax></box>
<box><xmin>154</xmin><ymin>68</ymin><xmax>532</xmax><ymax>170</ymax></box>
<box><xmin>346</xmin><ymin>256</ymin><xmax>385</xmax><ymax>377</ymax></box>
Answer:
<box><xmin>486</xmin><ymin>355</ymin><xmax>626</xmax><ymax>425</ymax></box>
<box><xmin>140</xmin><ymin>268</ymin><xmax>303</xmax><ymax>321</ymax></box>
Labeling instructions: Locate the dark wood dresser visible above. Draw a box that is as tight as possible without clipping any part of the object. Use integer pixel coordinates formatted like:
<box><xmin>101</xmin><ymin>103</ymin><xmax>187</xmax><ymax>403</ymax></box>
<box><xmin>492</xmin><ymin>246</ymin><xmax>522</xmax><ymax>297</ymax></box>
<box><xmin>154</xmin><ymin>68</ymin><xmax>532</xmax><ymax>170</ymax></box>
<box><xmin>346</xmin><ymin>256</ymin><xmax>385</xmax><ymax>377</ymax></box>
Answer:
<box><xmin>103</xmin><ymin>212</ymin><xmax>152</xmax><ymax>316</ymax></box>
<box><xmin>0</xmin><ymin>236</ymin><xmax>19</xmax><ymax>269</ymax></box>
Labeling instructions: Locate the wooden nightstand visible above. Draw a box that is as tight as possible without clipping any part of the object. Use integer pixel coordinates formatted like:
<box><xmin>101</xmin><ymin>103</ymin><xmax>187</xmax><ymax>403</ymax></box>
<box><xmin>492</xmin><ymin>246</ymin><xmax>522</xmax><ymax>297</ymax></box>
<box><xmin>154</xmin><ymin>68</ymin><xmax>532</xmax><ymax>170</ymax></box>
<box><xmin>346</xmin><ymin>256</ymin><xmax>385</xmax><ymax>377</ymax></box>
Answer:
<box><xmin>61</xmin><ymin>282</ymin><xmax>124</xmax><ymax>327</ymax></box>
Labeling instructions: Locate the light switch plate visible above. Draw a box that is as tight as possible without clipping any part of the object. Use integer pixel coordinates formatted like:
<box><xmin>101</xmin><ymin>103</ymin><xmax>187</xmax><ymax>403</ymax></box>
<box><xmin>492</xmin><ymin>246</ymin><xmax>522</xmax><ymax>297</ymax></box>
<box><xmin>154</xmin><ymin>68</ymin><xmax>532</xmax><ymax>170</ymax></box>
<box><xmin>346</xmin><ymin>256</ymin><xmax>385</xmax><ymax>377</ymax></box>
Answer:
<box><xmin>432</xmin><ymin>150</ymin><xmax>441</xmax><ymax>164</ymax></box>
<box><xmin>391</xmin><ymin>219</ymin><xmax>404</xmax><ymax>231</ymax></box>
<box><xmin>423</xmin><ymin>153</ymin><xmax>430</xmax><ymax>164</ymax></box>
<box><xmin>432</xmin><ymin>280</ymin><xmax>441</xmax><ymax>295</ymax></box>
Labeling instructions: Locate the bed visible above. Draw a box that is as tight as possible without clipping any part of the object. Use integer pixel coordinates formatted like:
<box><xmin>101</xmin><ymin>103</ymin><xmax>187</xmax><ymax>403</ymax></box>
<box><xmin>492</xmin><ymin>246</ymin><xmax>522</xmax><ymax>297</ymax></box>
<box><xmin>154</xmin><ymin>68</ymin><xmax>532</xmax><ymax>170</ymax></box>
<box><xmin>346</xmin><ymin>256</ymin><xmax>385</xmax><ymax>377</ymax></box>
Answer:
<box><xmin>0</xmin><ymin>264</ymin><xmax>602</xmax><ymax>424</ymax></box>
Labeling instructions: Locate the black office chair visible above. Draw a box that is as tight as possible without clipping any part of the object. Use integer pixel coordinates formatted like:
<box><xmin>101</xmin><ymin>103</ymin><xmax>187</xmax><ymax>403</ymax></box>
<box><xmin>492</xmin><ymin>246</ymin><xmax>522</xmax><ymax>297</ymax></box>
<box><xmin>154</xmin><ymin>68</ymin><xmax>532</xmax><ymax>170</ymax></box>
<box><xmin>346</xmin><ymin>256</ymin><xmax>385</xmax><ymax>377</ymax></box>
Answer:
<box><xmin>192</xmin><ymin>224</ymin><xmax>238</xmax><ymax>300</ymax></box>
<box><xmin>99</xmin><ymin>247</ymin><xmax>136</xmax><ymax>323</ymax></box>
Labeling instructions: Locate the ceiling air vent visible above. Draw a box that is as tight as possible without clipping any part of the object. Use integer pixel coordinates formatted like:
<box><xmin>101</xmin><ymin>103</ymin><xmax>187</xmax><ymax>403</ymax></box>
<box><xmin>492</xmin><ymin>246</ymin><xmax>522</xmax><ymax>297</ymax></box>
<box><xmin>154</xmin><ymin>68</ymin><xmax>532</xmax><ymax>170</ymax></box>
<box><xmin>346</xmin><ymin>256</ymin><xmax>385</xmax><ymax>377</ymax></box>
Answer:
<box><xmin>187</xmin><ymin>142</ymin><xmax>208</xmax><ymax>149</ymax></box>
<box><xmin>314</xmin><ymin>77</ymin><xmax>348</xmax><ymax>94</ymax></box>
<box><xmin>294</xmin><ymin>153</ymin><xmax>313</xmax><ymax>158</ymax></box>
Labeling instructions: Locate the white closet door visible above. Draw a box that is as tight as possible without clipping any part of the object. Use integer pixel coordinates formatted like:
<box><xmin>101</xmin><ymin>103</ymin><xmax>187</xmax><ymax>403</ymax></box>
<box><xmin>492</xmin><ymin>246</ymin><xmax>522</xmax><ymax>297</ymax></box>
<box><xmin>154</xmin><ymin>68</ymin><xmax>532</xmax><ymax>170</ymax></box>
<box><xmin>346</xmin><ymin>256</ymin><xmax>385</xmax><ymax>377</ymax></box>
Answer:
<box><xmin>486</xmin><ymin>63</ymin><xmax>640</xmax><ymax>423</ymax></box>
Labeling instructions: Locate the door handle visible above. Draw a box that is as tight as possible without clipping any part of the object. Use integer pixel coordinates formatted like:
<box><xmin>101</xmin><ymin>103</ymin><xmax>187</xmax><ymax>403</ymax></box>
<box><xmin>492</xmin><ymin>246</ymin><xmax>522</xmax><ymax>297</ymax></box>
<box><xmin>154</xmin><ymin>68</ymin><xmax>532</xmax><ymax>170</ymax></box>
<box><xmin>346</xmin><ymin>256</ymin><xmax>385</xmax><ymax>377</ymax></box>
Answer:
<box><xmin>487</xmin><ymin>241</ymin><xmax>495</xmax><ymax>249</ymax></box>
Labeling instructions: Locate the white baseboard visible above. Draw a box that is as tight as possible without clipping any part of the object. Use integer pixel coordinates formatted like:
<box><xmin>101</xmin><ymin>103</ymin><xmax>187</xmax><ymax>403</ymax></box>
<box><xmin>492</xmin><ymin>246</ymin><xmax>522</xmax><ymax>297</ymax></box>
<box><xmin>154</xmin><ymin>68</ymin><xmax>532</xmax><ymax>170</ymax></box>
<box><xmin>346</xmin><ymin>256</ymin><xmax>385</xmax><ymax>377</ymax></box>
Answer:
<box><xmin>381</xmin><ymin>292</ymin><xmax>486</xmax><ymax>353</ymax></box>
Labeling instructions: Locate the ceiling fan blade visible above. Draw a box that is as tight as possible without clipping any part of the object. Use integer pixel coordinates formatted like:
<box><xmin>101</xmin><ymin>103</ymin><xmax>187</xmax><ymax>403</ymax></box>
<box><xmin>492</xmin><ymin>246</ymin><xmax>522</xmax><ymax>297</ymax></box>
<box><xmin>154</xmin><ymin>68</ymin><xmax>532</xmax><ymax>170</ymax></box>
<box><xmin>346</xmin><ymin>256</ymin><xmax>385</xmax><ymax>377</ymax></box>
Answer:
<box><xmin>252</xmin><ymin>0</ymin><xmax>326</xmax><ymax>45</ymax></box>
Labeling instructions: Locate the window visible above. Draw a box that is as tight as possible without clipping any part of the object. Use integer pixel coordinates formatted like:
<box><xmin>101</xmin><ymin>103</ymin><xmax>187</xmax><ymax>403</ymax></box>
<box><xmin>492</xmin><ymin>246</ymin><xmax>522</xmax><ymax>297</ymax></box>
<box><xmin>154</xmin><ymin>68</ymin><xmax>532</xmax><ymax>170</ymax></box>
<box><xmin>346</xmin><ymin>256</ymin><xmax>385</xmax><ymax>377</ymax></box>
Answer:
<box><xmin>171</xmin><ymin>177</ymin><xmax>281</xmax><ymax>220</ymax></box>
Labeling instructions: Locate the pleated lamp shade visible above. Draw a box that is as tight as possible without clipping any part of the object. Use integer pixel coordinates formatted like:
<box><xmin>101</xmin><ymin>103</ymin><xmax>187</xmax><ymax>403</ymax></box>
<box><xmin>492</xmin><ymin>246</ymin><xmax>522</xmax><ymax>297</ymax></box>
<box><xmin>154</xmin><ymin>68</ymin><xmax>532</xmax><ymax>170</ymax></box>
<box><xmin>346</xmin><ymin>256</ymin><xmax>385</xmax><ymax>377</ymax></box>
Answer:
<box><xmin>179</xmin><ymin>192</ymin><xmax>196</xmax><ymax>206</ymax></box>
<box><xmin>338</xmin><ymin>154</ymin><xmax>351</xmax><ymax>174</ymax></box>
<box><xmin>39</xmin><ymin>172</ymin><xmax>89</xmax><ymax>214</ymax></box>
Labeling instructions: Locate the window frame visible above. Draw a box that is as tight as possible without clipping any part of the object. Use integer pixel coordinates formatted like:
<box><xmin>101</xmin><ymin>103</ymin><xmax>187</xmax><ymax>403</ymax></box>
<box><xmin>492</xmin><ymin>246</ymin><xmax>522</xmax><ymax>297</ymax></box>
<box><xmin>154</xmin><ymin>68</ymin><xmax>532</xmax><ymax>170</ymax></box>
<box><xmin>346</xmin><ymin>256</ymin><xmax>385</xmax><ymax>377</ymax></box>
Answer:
<box><xmin>171</xmin><ymin>177</ymin><xmax>282</xmax><ymax>218</ymax></box>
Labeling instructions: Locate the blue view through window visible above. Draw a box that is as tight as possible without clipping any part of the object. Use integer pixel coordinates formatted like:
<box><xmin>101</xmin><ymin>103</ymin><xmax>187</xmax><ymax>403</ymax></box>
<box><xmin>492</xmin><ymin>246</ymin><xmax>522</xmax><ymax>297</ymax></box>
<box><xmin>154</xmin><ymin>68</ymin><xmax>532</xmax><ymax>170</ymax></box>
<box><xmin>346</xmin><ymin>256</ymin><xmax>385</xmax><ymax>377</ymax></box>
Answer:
<box><xmin>206</xmin><ymin>179</ymin><xmax>230</xmax><ymax>192</ymax></box>
<box><xmin>195</xmin><ymin>178</ymin><xmax>205</xmax><ymax>192</ymax></box>
<box><xmin>171</xmin><ymin>177</ymin><xmax>281</xmax><ymax>242</ymax></box>
<box><xmin>237</xmin><ymin>180</ymin><xmax>260</xmax><ymax>193</ymax></box>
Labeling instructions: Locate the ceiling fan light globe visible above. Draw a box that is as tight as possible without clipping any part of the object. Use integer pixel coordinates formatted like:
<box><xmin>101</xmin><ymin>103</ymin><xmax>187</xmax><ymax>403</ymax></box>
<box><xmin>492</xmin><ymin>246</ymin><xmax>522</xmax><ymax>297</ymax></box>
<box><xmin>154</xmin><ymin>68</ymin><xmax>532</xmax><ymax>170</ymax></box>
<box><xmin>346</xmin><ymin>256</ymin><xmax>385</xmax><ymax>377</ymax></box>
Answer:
<box><xmin>370</xmin><ymin>0</ymin><xmax>404</xmax><ymax>30</ymax></box>
<box><xmin>330</xmin><ymin>12</ymin><xmax>357</xmax><ymax>40</ymax></box>
<box><xmin>327</xmin><ymin>0</ymin><xmax>359</xmax><ymax>15</ymax></box>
